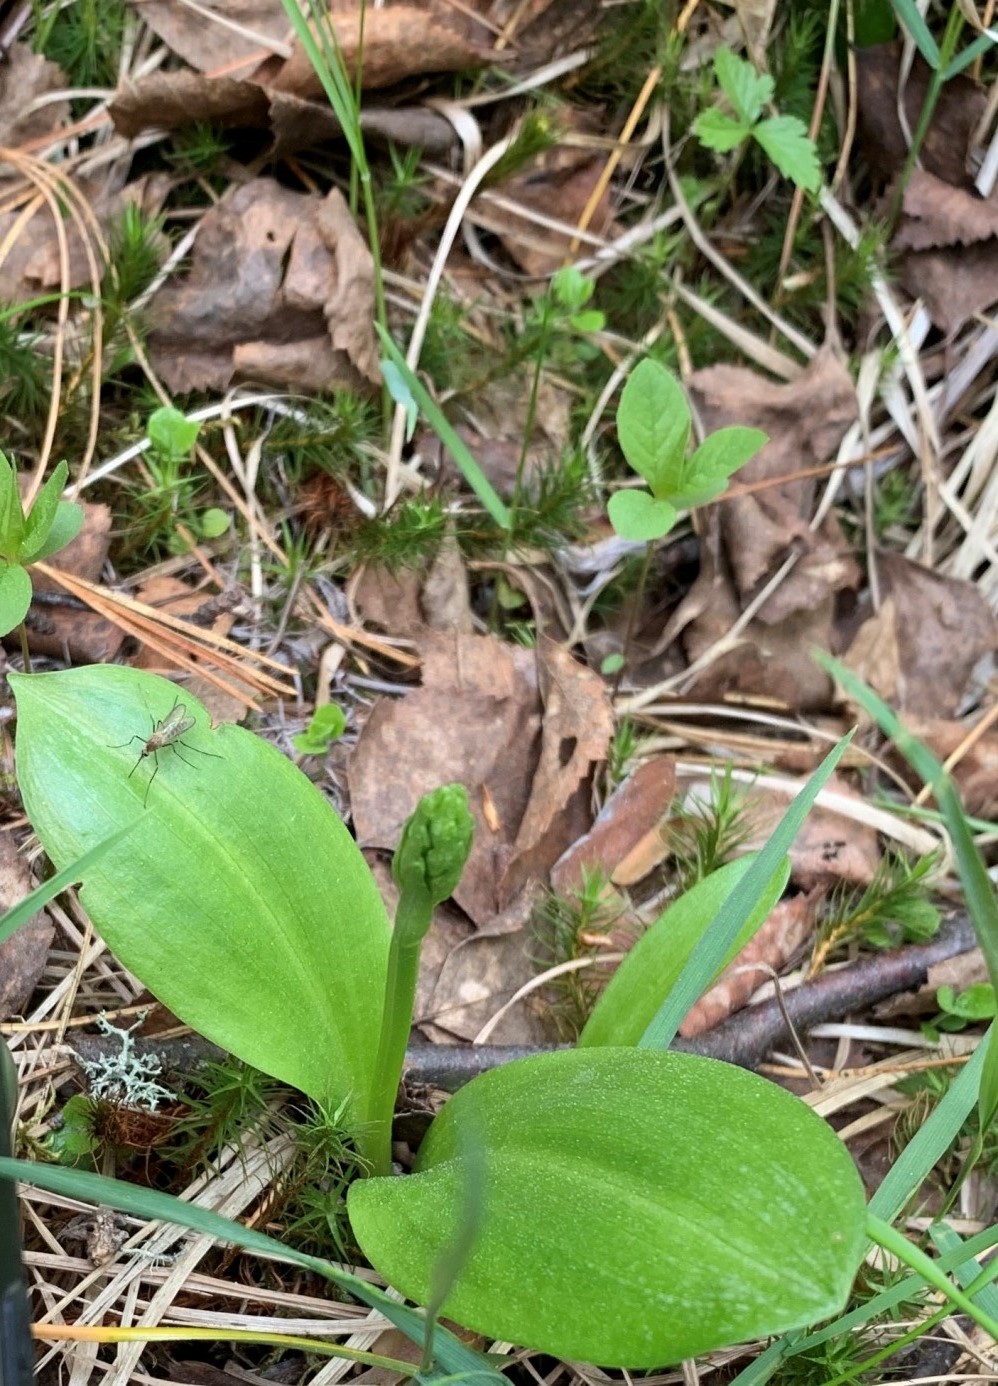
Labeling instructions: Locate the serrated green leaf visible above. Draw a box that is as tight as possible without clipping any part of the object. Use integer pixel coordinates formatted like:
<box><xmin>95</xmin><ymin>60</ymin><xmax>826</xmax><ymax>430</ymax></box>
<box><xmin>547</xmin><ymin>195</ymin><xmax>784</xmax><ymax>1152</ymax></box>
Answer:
<box><xmin>714</xmin><ymin>46</ymin><xmax>773</xmax><ymax>124</ymax></box>
<box><xmin>694</xmin><ymin>107</ymin><xmax>751</xmax><ymax>153</ymax></box>
<box><xmin>753</xmin><ymin>116</ymin><xmax>822</xmax><ymax>192</ymax></box>
<box><xmin>607</xmin><ymin>489</ymin><xmax>677</xmax><ymax>541</ymax></box>
<box><xmin>0</xmin><ymin>563</ymin><xmax>31</xmax><ymax>636</ymax></box>
<box><xmin>617</xmin><ymin>358</ymin><xmax>690</xmax><ymax>493</ymax></box>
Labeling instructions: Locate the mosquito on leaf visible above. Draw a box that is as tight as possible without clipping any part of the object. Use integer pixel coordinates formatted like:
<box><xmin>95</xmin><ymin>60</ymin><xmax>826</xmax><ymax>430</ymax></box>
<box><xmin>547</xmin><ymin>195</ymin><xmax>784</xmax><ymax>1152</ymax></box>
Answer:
<box><xmin>111</xmin><ymin>698</ymin><xmax>222</xmax><ymax>807</ymax></box>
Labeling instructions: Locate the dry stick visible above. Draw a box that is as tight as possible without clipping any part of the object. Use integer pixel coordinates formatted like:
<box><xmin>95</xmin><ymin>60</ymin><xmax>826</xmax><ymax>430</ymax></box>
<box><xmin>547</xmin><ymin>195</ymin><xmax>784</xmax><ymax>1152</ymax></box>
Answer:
<box><xmin>65</xmin><ymin>914</ymin><xmax>976</xmax><ymax>1091</ymax></box>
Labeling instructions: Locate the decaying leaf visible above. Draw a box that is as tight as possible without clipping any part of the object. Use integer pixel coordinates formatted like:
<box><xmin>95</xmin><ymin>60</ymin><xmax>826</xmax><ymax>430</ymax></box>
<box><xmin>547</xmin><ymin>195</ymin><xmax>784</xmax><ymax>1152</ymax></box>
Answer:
<box><xmin>134</xmin><ymin>0</ymin><xmax>292</xmax><ymax>72</ymax></box>
<box><xmin>678</xmin><ymin>890</ymin><xmax>821</xmax><ymax>1038</ymax></box>
<box><xmin>349</xmin><ymin>633</ymin><xmax>611</xmax><ymax>927</ymax></box>
<box><xmin>0</xmin><ymin>833</ymin><xmax>53</xmax><ymax>1021</ymax></box>
<box><xmin>894</xmin><ymin>171</ymin><xmax>998</xmax><ymax>335</ymax></box>
<box><xmin>854</xmin><ymin>43</ymin><xmax>986</xmax><ymax>189</ymax></box>
<box><xmin>0</xmin><ymin>44</ymin><xmax>69</xmax><ymax>157</ymax></box>
<box><xmin>842</xmin><ymin>553</ymin><xmax>997</xmax><ymax>718</ymax></box>
<box><xmin>551</xmin><ymin>757</ymin><xmax>677</xmax><ymax>894</ymax></box>
<box><xmin>147</xmin><ymin>179</ymin><xmax>379</xmax><ymax>394</ymax></box>
<box><xmin>28</xmin><ymin>504</ymin><xmax>123</xmax><ymax>665</ymax></box>
<box><xmin>899</xmin><ymin>715</ymin><xmax>998</xmax><ymax>820</ymax></box>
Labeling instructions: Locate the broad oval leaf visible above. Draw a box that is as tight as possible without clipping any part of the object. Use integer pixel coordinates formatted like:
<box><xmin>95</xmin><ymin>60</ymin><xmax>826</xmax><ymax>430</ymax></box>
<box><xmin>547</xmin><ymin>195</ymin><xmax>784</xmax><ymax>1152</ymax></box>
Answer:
<box><xmin>12</xmin><ymin>666</ymin><xmax>390</xmax><ymax>1122</ymax></box>
<box><xmin>617</xmin><ymin>359</ymin><xmax>690</xmax><ymax>493</ymax></box>
<box><xmin>672</xmin><ymin>426</ymin><xmax>768</xmax><ymax>510</ymax></box>
<box><xmin>579</xmin><ymin>854</ymin><xmax>789</xmax><ymax>1048</ymax></box>
<box><xmin>0</xmin><ymin>563</ymin><xmax>31</xmax><ymax>635</ymax></box>
<box><xmin>349</xmin><ymin>1047</ymin><xmax>866</xmax><ymax>1367</ymax></box>
<box><xmin>607</xmin><ymin>488</ymin><xmax>677</xmax><ymax>541</ymax></box>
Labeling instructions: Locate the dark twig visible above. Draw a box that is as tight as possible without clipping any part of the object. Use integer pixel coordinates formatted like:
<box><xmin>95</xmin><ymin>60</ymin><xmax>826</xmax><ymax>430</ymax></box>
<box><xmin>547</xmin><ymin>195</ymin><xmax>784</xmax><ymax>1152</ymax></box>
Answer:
<box><xmin>64</xmin><ymin>914</ymin><xmax>977</xmax><ymax>1093</ymax></box>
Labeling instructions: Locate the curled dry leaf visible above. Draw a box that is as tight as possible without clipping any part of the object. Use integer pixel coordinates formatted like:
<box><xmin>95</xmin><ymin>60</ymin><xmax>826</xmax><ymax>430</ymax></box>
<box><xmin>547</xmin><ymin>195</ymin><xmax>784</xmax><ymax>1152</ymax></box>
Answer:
<box><xmin>894</xmin><ymin>170</ymin><xmax>998</xmax><ymax>335</ymax></box>
<box><xmin>148</xmin><ymin>179</ymin><xmax>379</xmax><ymax>394</ymax></box>
<box><xmin>678</xmin><ymin>889</ymin><xmax>822</xmax><ymax>1039</ymax></box>
<box><xmin>550</xmin><ymin>757</ymin><xmax>677</xmax><ymax>894</ymax></box>
<box><xmin>841</xmin><ymin>552</ymin><xmax>997</xmax><ymax>719</ymax></box>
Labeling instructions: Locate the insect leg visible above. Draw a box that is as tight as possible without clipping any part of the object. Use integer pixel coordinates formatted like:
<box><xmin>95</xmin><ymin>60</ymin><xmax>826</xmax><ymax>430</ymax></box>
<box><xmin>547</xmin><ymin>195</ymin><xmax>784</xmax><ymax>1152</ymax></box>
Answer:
<box><xmin>170</xmin><ymin>739</ymin><xmax>223</xmax><ymax>771</ymax></box>
<box><xmin>142</xmin><ymin>751</ymin><xmax>161</xmax><ymax>809</ymax></box>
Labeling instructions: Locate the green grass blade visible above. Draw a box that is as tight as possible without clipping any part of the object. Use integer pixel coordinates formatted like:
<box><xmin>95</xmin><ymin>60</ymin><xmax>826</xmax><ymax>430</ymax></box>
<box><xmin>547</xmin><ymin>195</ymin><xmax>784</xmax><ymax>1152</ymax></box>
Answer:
<box><xmin>376</xmin><ymin>326</ymin><xmax>511</xmax><ymax>529</ymax></box>
<box><xmin>888</xmin><ymin>0</ymin><xmax>941</xmax><ymax>65</ymax></box>
<box><xmin>930</xmin><ymin>1222</ymin><xmax>998</xmax><ymax>1316</ymax></box>
<box><xmin>942</xmin><ymin>31</ymin><xmax>995</xmax><ymax>79</ymax></box>
<box><xmin>815</xmin><ymin>652</ymin><xmax>998</xmax><ymax>1123</ymax></box>
<box><xmin>0</xmin><ymin>1157</ymin><xmax>504</xmax><ymax>1386</ymax></box>
<box><xmin>0</xmin><ymin>826</ymin><xmax>135</xmax><ymax>948</ymax></box>
<box><xmin>639</xmin><ymin>733</ymin><xmax>852</xmax><ymax>1050</ymax></box>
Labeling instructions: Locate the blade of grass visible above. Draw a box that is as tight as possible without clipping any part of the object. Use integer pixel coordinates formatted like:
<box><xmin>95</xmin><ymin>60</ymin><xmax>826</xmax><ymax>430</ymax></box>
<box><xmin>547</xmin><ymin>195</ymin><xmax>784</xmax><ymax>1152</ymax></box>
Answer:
<box><xmin>0</xmin><ymin>1157</ymin><xmax>504</xmax><ymax>1386</ymax></box>
<box><xmin>375</xmin><ymin>325</ymin><xmax>511</xmax><ymax>529</ymax></box>
<box><xmin>816</xmin><ymin>651</ymin><xmax>998</xmax><ymax>1123</ymax></box>
<box><xmin>888</xmin><ymin>0</ymin><xmax>941</xmax><ymax>65</ymax></box>
<box><xmin>0</xmin><ymin>826</ymin><xmax>135</xmax><ymax>949</ymax></box>
<box><xmin>638</xmin><ymin>733</ymin><xmax>852</xmax><ymax>1050</ymax></box>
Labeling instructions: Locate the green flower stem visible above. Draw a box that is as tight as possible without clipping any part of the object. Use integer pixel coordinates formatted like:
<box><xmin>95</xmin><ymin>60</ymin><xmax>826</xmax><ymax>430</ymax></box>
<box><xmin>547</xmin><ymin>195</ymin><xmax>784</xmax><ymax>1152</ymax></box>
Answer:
<box><xmin>363</xmin><ymin>786</ymin><xmax>474</xmax><ymax>1177</ymax></box>
<box><xmin>364</xmin><ymin>888</ymin><xmax>432</xmax><ymax>1177</ymax></box>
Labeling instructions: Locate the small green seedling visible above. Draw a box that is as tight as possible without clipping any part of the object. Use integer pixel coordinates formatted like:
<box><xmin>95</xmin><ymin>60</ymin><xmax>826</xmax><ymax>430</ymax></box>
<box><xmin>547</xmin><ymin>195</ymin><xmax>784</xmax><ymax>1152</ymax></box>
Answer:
<box><xmin>292</xmin><ymin>703</ymin><xmax>347</xmax><ymax>755</ymax></box>
<box><xmin>694</xmin><ymin>46</ymin><xmax>821</xmax><ymax>192</ymax></box>
<box><xmin>112</xmin><ymin>698</ymin><xmax>221</xmax><ymax>807</ymax></box>
<box><xmin>607</xmin><ymin>358</ymin><xmax>767</xmax><ymax>541</ymax></box>
<box><xmin>147</xmin><ymin>406</ymin><xmax>201</xmax><ymax>464</ymax></box>
<box><xmin>0</xmin><ymin>455</ymin><xmax>84</xmax><ymax>641</ymax></box>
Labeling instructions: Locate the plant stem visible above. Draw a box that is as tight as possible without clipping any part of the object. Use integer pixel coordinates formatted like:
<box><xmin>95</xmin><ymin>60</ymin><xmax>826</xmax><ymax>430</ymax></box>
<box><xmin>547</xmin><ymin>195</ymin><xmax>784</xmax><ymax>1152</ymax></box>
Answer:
<box><xmin>886</xmin><ymin>6</ymin><xmax>965</xmax><ymax>233</ymax></box>
<box><xmin>364</xmin><ymin>890</ymin><xmax>431</xmax><ymax>1177</ymax></box>
<box><xmin>17</xmin><ymin>623</ymin><xmax>31</xmax><ymax>674</ymax></box>
<box><xmin>866</xmin><ymin>1210</ymin><xmax>998</xmax><ymax>1341</ymax></box>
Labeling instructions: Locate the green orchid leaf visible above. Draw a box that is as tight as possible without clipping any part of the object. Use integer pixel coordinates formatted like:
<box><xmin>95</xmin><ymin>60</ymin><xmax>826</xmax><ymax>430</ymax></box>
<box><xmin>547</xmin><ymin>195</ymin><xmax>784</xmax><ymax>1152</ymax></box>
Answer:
<box><xmin>11</xmin><ymin>665</ymin><xmax>390</xmax><ymax>1129</ymax></box>
<box><xmin>0</xmin><ymin>563</ymin><xmax>31</xmax><ymax>636</ymax></box>
<box><xmin>694</xmin><ymin>107</ymin><xmax>751</xmax><ymax>153</ymax></box>
<box><xmin>349</xmin><ymin>1047</ymin><xmax>866</xmax><ymax>1367</ymax></box>
<box><xmin>714</xmin><ymin>46</ymin><xmax>773</xmax><ymax>124</ymax></box>
<box><xmin>617</xmin><ymin>359</ymin><xmax>691</xmax><ymax>492</ymax></box>
<box><xmin>579</xmin><ymin>854</ymin><xmax>789</xmax><ymax>1047</ymax></box>
<box><xmin>607</xmin><ymin>488</ymin><xmax>678</xmax><ymax>541</ymax></box>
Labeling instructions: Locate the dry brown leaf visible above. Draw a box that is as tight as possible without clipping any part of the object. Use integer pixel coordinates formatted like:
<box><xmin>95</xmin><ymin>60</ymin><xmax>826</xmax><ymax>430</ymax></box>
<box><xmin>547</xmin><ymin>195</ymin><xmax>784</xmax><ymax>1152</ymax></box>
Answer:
<box><xmin>260</xmin><ymin>3</ymin><xmax>494</xmax><ymax>95</ymax></box>
<box><xmin>419</xmin><ymin>927</ymin><xmax>558</xmax><ymax>1045</ymax></box>
<box><xmin>0</xmin><ymin>833</ymin><xmax>53</xmax><ymax>1021</ymax></box>
<box><xmin>842</xmin><ymin>553</ymin><xmax>997</xmax><ymax>719</ymax></box>
<box><xmin>348</xmin><ymin>630</ymin><xmax>542</xmax><ymax>927</ymax></box>
<box><xmin>353</xmin><ymin>565</ymin><xmax>423</xmax><ymax>636</ymax></box>
<box><xmin>551</xmin><ymin>757</ymin><xmax>676</xmax><ymax>894</ymax></box>
<box><xmin>28</xmin><ymin>504</ymin><xmax>123</xmax><ymax>664</ymax></box>
<box><xmin>689</xmin><ymin>346</ymin><xmax>859</xmax><ymax>615</ymax></box>
<box><xmin>488</xmin><ymin>152</ymin><xmax>619</xmax><ymax>278</ymax></box>
<box><xmin>110</xmin><ymin>72</ymin><xmax>271</xmax><ymax>139</ymax></box>
<box><xmin>148</xmin><ymin>179</ymin><xmax>379</xmax><ymax>394</ymax></box>
<box><xmin>896</xmin><ymin>169</ymin><xmax>998</xmax><ymax>251</ymax></box>
<box><xmin>898</xmin><ymin>241</ymin><xmax>998</xmax><ymax>335</ymax></box>
<box><xmin>854</xmin><ymin>43</ymin><xmax>986</xmax><ymax>188</ymax></box>
<box><xmin>499</xmin><ymin>638</ymin><xmax>614</xmax><ymax>906</ymax></box>
<box><xmin>900</xmin><ymin>715</ymin><xmax>998</xmax><ymax>819</ymax></box>
<box><xmin>678</xmin><ymin>889</ymin><xmax>821</xmax><ymax>1038</ymax></box>
<box><xmin>0</xmin><ymin>44</ymin><xmax>69</xmax><ymax>156</ymax></box>
<box><xmin>136</xmin><ymin>0</ymin><xmax>291</xmax><ymax>72</ymax></box>
<box><xmin>420</xmin><ymin>524</ymin><xmax>474</xmax><ymax>633</ymax></box>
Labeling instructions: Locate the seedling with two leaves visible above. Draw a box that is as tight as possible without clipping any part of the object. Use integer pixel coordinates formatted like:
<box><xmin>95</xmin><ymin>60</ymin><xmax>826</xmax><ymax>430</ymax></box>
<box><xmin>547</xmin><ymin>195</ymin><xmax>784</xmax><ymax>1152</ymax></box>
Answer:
<box><xmin>607</xmin><ymin>357</ymin><xmax>767</xmax><ymax>541</ymax></box>
<box><xmin>694</xmin><ymin>46</ymin><xmax>822</xmax><ymax>193</ymax></box>
<box><xmin>0</xmin><ymin>456</ymin><xmax>84</xmax><ymax>642</ymax></box>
